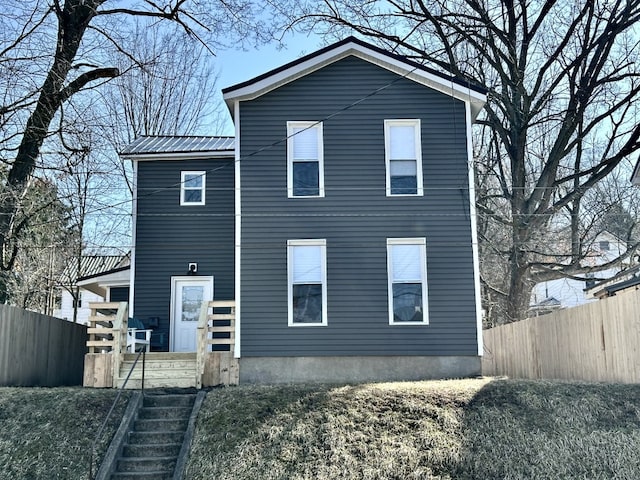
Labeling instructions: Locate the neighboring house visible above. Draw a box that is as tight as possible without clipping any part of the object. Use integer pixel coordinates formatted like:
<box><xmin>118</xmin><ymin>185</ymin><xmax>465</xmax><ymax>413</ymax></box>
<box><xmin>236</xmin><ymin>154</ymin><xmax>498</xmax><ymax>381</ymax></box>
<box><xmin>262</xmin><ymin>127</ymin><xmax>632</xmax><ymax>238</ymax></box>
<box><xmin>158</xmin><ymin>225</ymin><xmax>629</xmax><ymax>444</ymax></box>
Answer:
<box><xmin>587</xmin><ymin>263</ymin><xmax>640</xmax><ymax>299</ymax></box>
<box><xmin>530</xmin><ymin>231</ymin><xmax>629</xmax><ymax>313</ymax></box>
<box><xmin>121</xmin><ymin>37</ymin><xmax>487</xmax><ymax>383</ymax></box>
<box><xmin>54</xmin><ymin>255</ymin><xmax>129</xmax><ymax>324</ymax></box>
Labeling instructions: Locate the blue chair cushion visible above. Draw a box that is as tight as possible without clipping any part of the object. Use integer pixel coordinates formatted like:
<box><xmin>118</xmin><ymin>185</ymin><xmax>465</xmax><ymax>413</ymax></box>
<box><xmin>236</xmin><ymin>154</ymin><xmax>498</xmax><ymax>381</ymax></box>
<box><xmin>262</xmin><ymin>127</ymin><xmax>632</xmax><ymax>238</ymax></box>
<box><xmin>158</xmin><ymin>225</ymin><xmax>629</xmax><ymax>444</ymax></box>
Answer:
<box><xmin>128</xmin><ymin>317</ymin><xmax>146</xmax><ymax>330</ymax></box>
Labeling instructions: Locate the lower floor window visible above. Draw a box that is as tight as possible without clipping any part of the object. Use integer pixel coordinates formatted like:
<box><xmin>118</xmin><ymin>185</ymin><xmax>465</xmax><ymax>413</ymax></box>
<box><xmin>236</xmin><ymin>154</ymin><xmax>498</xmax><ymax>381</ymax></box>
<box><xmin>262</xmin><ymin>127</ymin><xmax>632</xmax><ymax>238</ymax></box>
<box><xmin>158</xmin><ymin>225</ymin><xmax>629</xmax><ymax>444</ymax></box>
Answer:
<box><xmin>387</xmin><ymin>238</ymin><xmax>429</xmax><ymax>324</ymax></box>
<box><xmin>288</xmin><ymin>239</ymin><xmax>327</xmax><ymax>326</ymax></box>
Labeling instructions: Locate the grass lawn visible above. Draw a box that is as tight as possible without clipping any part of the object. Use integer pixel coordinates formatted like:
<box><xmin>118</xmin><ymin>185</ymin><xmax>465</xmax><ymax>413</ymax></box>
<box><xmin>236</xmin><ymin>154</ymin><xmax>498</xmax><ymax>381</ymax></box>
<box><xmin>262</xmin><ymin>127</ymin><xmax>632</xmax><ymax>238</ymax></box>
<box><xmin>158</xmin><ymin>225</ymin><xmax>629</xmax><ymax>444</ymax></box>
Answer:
<box><xmin>0</xmin><ymin>387</ymin><xmax>130</xmax><ymax>480</ymax></box>
<box><xmin>2</xmin><ymin>379</ymin><xmax>640</xmax><ymax>479</ymax></box>
<box><xmin>186</xmin><ymin>378</ymin><xmax>640</xmax><ymax>480</ymax></box>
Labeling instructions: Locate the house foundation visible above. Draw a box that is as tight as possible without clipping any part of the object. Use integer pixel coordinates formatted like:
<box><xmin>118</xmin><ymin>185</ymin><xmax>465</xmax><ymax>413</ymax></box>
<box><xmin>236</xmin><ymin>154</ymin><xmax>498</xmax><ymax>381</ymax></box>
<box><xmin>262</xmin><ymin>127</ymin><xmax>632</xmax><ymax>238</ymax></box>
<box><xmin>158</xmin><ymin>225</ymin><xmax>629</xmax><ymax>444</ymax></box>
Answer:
<box><xmin>239</xmin><ymin>356</ymin><xmax>481</xmax><ymax>384</ymax></box>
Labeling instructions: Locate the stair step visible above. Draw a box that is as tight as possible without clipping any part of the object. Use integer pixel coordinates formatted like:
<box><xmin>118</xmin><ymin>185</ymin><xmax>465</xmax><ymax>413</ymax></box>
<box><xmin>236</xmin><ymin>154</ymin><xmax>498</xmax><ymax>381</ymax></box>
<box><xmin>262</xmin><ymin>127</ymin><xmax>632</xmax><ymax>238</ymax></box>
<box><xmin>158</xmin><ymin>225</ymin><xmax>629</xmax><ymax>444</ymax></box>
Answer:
<box><xmin>123</xmin><ymin>442</ymin><xmax>182</xmax><ymax>458</ymax></box>
<box><xmin>134</xmin><ymin>418</ymin><xmax>189</xmax><ymax>432</ymax></box>
<box><xmin>138</xmin><ymin>406</ymin><xmax>192</xmax><ymax>420</ymax></box>
<box><xmin>123</xmin><ymin>352</ymin><xmax>196</xmax><ymax>361</ymax></box>
<box><xmin>143</xmin><ymin>394</ymin><xmax>196</xmax><ymax>408</ymax></box>
<box><xmin>111</xmin><ymin>472</ymin><xmax>172</xmax><ymax>480</ymax></box>
<box><xmin>117</xmin><ymin>456</ymin><xmax>176</xmax><ymax>473</ymax></box>
<box><xmin>121</xmin><ymin>361</ymin><xmax>197</xmax><ymax>371</ymax></box>
<box><xmin>119</xmin><ymin>368</ymin><xmax>196</xmax><ymax>378</ymax></box>
<box><xmin>128</xmin><ymin>431</ymin><xmax>185</xmax><ymax>445</ymax></box>
<box><xmin>117</xmin><ymin>377</ymin><xmax>196</xmax><ymax>389</ymax></box>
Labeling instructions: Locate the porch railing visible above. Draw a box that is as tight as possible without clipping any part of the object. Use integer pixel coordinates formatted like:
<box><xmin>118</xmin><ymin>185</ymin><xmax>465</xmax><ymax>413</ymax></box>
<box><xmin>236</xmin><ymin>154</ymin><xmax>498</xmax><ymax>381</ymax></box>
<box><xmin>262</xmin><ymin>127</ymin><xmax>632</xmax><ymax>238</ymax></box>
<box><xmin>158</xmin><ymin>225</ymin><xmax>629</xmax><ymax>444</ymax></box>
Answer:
<box><xmin>196</xmin><ymin>300</ymin><xmax>236</xmax><ymax>388</ymax></box>
<box><xmin>85</xmin><ymin>302</ymin><xmax>128</xmax><ymax>388</ymax></box>
<box><xmin>84</xmin><ymin>300</ymin><xmax>238</xmax><ymax>388</ymax></box>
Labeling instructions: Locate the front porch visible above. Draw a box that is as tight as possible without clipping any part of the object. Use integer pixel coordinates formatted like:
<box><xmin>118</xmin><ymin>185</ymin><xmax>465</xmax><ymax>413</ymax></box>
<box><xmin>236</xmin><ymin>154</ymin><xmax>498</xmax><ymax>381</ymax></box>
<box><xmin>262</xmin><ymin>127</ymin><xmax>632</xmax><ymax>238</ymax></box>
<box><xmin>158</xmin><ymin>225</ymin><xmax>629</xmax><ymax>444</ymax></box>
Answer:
<box><xmin>83</xmin><ymin>301</ymin><xmax>238</xmax><ymax>389</ymax></box>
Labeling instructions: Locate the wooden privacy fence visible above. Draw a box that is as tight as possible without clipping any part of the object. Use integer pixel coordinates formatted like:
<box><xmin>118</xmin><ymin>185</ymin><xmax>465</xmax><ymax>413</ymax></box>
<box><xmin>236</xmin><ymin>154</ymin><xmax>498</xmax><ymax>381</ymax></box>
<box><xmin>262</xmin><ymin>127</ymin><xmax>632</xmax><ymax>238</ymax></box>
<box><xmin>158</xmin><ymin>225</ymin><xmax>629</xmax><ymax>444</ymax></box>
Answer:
<box><xmin>483</xmin><ymin>287</ymin><xmax>640</xmax><ymax>383</ymax></box>
<box><xmin>0</xmin><ymin>304</ymin><xmax>87</xmax><ymax>386</ymax></box>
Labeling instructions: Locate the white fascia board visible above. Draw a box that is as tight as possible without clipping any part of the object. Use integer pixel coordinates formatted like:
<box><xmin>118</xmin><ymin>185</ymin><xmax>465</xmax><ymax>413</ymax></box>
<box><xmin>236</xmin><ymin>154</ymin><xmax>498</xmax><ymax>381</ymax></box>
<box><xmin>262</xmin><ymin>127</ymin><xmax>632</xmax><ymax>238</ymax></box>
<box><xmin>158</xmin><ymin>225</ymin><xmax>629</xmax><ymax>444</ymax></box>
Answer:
<box><xmin>77</xmin><ymin>269</ymin><xmax>130</xmax><ymax>288</ymax></box>
<box><xmin>120</xmin><ymin>150</ymin><xmax>235</xmax><ymax>162</ymax></box>
<box><xmin>223</xmin><ymin>42</ymin><xmax>487</xmax><ymax>120</ymax></box>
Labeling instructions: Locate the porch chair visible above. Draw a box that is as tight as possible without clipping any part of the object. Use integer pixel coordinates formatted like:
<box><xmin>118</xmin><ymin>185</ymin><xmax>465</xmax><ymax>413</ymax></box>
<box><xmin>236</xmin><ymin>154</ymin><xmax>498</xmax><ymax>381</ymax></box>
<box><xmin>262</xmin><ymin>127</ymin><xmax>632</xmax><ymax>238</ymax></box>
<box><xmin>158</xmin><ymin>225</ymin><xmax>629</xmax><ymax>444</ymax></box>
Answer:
<box><xmin>126</xmin><ymin>317</ymin><xmax>152</xmax><ymax>353</ymax></box>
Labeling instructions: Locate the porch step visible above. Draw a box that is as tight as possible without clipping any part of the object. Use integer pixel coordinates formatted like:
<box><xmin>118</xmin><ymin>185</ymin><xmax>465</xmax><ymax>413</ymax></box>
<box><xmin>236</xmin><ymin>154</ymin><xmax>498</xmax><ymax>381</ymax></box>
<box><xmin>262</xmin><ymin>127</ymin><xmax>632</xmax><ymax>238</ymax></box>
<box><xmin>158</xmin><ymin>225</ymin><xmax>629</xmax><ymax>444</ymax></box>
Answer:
<box><xmin>109</xmin><ymin>393</ymin><xmax>196</xmax><ymax>480</ymax></box>
<box><xmin>117</xmin><ymin>353</ymin><xmax>197</xmax><ymax>389</ymax></box>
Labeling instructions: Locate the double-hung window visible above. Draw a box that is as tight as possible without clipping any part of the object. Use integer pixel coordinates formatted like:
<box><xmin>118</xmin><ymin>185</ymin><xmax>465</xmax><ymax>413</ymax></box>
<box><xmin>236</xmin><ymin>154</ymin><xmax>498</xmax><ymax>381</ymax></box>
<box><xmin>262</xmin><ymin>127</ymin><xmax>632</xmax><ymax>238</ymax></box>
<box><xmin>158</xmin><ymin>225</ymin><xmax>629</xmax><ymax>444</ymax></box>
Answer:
<box><xmin>384</xmin><ymin>119</ymin><xmax>423</xmax><ymax>196</ymax></box>
<box><xmin>387</xmin><ymin>238</ymin><xmax>429</xmax><ymax>324</ymax></box>
<box><xmin>288</xmin><ymin>239</ymin><xmax>327</xmax><ymax>326</ymax></box>
<box><xmin>181</xmin><ymin>171</ymin><xmax>206</xmax><ymax>205</ymax></box>
<box><xmin>287</xmin><ymin>121</ymin><xmax>324</xmax><ymax>197</ymax></box>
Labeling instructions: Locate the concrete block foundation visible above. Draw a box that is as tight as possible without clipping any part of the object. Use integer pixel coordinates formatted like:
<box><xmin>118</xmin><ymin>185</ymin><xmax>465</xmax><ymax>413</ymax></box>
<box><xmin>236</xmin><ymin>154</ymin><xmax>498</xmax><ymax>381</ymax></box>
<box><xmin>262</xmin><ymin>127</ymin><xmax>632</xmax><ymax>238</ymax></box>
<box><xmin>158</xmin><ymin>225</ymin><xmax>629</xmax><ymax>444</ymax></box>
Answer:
<box><xmin>239</xmin><ymin>356</ymin><xmax>481</xmax><ymax>384</ymax></box>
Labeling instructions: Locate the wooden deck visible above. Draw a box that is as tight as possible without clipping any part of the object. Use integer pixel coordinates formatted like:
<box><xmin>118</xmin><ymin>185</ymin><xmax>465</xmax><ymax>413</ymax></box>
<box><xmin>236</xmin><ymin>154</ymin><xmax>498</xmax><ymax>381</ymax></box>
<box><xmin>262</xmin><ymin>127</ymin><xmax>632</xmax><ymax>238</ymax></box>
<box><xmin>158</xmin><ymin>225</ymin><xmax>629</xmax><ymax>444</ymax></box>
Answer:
<box><xmin>83</xmin><ymin>301</ymin><xmax>239</xmax><ymax>389</ymax></box>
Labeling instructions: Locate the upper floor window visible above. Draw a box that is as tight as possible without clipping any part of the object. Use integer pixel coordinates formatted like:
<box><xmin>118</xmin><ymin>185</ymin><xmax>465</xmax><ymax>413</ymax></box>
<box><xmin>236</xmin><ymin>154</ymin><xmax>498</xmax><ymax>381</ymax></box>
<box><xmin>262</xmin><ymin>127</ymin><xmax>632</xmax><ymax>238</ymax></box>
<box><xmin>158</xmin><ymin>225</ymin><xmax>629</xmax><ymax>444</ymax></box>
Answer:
<box><xmin>181</xmin><ymin>171</ymin><xmax>206</xmax><ymax>205</ymax></box>
<box><xmin>287</xmin><ymin>239</ymin><xmax>327</xmax><ymax>326</ymax></box>
<box><xmin>387</xmin><ymin>238</ymin><xmax>429</xmax><ymax>325</ymax></box>
<box><xmin>384</xmin><ymin>119</ymin><xmax>423</xmax><ymax>196</ymax></box>
<box><xmin>287</xmin><ymin>121</ymin><xmax>324</xmax><ymax>198</ymax></box>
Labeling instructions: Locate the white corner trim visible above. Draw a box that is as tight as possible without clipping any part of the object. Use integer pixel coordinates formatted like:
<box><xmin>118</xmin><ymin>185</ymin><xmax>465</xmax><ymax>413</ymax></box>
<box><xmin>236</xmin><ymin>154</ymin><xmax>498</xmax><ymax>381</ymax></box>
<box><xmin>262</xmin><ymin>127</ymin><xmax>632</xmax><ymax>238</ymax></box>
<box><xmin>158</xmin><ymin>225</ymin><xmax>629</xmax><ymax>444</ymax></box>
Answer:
<box><xmin>466</xmin><ymin>103</ymin><xmax>483</xmax><ymax>356</ymax></box>
<box><xmin>128</xmin><ymin>160</ymin><xmax>138</xmax><ymax>316</ymax></box>
<box><xmin>234</xmin><ymin>100</ymin><xmax>242</xmax><ymax>359</ymax></box>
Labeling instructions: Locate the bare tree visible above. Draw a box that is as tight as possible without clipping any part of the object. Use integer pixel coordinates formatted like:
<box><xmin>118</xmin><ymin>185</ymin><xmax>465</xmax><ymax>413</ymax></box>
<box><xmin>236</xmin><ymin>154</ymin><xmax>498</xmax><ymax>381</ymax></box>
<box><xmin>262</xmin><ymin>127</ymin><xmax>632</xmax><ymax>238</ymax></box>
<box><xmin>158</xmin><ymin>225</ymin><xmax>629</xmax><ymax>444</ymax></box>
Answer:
<box><xmin>287</xmin><ymin>0</ymin><xmax>640</xmax><ymax>323</ymax></box>
<box><xmin>100</xmin><ymin>20</ymin><xmax>226</xmax><ymax>194</ymax></box>
<box><xmin>0</xmin><ymin>0</ymin><xmax>282</xmax><ymax>295</ymax></box>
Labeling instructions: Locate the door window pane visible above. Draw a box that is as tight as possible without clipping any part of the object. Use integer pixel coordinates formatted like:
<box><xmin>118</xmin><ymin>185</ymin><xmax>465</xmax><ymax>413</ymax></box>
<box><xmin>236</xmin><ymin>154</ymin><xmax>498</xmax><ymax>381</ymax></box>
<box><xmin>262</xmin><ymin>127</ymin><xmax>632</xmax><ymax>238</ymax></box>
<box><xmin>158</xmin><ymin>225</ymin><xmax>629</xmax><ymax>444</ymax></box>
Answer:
<box><xmin>181</xmin><ymin>286</ymin><xmax>203</xmax><ymax>322</ymax></box>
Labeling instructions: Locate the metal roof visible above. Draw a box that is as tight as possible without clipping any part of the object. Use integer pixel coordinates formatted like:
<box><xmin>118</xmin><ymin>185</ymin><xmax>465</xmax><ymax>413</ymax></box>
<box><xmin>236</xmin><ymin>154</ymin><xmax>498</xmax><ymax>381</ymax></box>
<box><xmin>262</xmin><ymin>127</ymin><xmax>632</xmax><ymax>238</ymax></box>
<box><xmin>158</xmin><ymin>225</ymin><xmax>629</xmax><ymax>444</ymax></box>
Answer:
<box><xmin>120</xmin><ymin>136</ymin><xmax>235</xmax><ymax>156</ymax></box>
<box><xmin>58</xmin><ymin>255</ymin><xmax>130</xmax><ymax>286</ymax></box>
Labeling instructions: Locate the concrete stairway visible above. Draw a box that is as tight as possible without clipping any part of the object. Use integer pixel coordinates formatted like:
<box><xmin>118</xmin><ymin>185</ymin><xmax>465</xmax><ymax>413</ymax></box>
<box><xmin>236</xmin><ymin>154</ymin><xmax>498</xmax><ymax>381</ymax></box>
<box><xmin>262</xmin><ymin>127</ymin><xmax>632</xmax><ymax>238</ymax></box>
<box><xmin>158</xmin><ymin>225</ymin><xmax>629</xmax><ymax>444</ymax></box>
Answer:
<box><xmin>117</xmin><ymin>353</ymin><xmax>197</xmax><ymax>389</ymax></box>
<box><xmin>110</xmin><ymin>393</ymin><xmax>196</xmax><ymax>480</ymax></box>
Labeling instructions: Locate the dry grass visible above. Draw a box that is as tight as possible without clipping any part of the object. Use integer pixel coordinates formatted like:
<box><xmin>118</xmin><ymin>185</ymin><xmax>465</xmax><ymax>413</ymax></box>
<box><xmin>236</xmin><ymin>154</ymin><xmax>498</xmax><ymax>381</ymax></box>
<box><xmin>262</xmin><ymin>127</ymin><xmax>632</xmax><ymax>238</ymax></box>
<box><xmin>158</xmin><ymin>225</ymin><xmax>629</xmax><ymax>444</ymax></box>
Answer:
<box><xmin>2</xmin><ymin>379</ymin><xmax>640</xmax><ymax>479</ymax></box>
<box><xmin>0</xmin><ymin>387</ymin><xmax>130</xmax><ymax>480</ymax></box>
<box><xmin>186</xmin><ymin>378</ymin><xmax>640</xmax><ymax>480</ymax></box>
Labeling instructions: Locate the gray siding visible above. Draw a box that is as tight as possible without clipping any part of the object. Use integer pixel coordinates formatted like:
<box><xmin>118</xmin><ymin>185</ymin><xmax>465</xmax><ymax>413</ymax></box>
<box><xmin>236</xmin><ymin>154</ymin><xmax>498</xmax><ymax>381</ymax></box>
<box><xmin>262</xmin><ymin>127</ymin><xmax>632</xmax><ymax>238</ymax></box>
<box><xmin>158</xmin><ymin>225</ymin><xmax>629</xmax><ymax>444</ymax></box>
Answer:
<box><xmin>134</xmin><ymin>158</ymin><xmax>235</xmax><ymax>350</ymax></box>
<box><xmin>240</xmin><ymin>56</ymin><xmax>478</xmax><ymax>357</ymax></box>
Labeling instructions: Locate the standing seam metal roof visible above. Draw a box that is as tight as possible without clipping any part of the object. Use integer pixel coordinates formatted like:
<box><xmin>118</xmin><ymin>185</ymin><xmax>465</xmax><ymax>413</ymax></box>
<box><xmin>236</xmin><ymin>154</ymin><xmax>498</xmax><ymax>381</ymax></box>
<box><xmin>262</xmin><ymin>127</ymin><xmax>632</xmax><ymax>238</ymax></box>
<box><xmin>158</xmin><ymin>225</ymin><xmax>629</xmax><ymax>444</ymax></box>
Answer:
<box><xmin>121</xmin><ymin>136</ymin><xmax>235</xmax><ymax>155</ymax></box>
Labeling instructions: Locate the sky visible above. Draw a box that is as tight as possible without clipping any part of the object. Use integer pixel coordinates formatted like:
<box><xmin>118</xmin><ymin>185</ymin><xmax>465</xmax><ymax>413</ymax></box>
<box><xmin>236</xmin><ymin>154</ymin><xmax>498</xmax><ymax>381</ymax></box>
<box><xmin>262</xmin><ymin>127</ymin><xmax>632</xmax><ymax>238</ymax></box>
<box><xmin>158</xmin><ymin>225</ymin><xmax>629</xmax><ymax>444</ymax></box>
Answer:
<box><xmin>213</xmin><ymin>32</ymin><xmax>324</xmax><ymax>135</ymax></box>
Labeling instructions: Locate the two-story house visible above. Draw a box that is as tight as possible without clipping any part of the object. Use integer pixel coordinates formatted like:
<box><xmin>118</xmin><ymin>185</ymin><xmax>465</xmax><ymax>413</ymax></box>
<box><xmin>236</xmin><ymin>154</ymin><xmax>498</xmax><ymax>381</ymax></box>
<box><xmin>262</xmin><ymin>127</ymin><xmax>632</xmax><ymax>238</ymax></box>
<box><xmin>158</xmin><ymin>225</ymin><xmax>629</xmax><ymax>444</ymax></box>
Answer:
<box><xmin>121</xmin><ymin>37</ymin><xmax>487</xmax><ymax>383</ymax></box>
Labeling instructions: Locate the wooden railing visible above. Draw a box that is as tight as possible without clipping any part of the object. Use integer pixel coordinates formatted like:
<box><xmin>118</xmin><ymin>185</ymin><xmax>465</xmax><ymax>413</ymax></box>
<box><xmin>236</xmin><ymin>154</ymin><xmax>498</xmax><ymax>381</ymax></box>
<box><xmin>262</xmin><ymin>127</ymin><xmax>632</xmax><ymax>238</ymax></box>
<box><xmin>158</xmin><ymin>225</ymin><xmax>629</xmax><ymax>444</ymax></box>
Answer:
<box><xmin>196</xmin><ymin>300</ymin><xmax>237</xmax><ymax>388</ymax></box>
<box><xmin>85</xmin><ymin>302</ymin><xmax>128</xmax><ymax>388</ymax></box>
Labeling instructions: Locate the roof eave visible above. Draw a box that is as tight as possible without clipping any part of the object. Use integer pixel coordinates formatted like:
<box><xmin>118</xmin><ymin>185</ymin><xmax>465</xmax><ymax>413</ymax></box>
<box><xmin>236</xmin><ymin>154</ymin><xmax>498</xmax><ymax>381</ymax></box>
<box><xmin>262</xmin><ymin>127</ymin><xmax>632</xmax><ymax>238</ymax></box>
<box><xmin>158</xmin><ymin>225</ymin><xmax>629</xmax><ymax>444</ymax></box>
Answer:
<box><xmin>120</xmin><ymin>150</ymin><xmax>235</xmax><ymax>161</ymax></box>
<box><xmin>223</xmin><ymin>39</ymin><xmax>487</xmax><ymax>121</ymax></box>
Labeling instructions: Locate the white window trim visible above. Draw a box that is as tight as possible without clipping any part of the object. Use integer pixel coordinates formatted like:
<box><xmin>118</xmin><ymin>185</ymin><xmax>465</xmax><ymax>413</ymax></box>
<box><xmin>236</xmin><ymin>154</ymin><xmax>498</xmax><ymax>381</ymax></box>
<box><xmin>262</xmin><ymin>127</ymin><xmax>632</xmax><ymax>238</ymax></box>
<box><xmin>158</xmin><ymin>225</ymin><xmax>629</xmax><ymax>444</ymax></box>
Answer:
<box><xmin>387</xmin><ymin>237</ymin><xmax>429</xmax><ymax>325</ymax></box>
<box><xmin>180</xmin><ymin>171</ymin><xmax>206</xmax><ymax>206</ymax></box>
<box><xmin>287</xmin><ymin>239</ymin><xmax>328</xmax><ymax>327</ymax></box>
<box><xmin>384</xmin><ymin>119</ymin><xmax>424</xmax><ymax>196</ymax></box>
<box><xmin>287</xmin><ymin>121</ymin><xmax>325</xmax><ymax>198</ymax></box>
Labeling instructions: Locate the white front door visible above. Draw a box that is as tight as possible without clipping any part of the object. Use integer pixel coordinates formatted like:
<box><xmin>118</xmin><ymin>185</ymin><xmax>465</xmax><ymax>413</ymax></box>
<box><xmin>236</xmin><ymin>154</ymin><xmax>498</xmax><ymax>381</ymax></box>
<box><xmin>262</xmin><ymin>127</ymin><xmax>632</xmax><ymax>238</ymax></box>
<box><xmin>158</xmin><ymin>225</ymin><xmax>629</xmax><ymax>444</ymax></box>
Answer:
<box><xmin>170</xmin><ymin>276</ymin><xmax>213</xmax><ymax>352</ymax></box>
